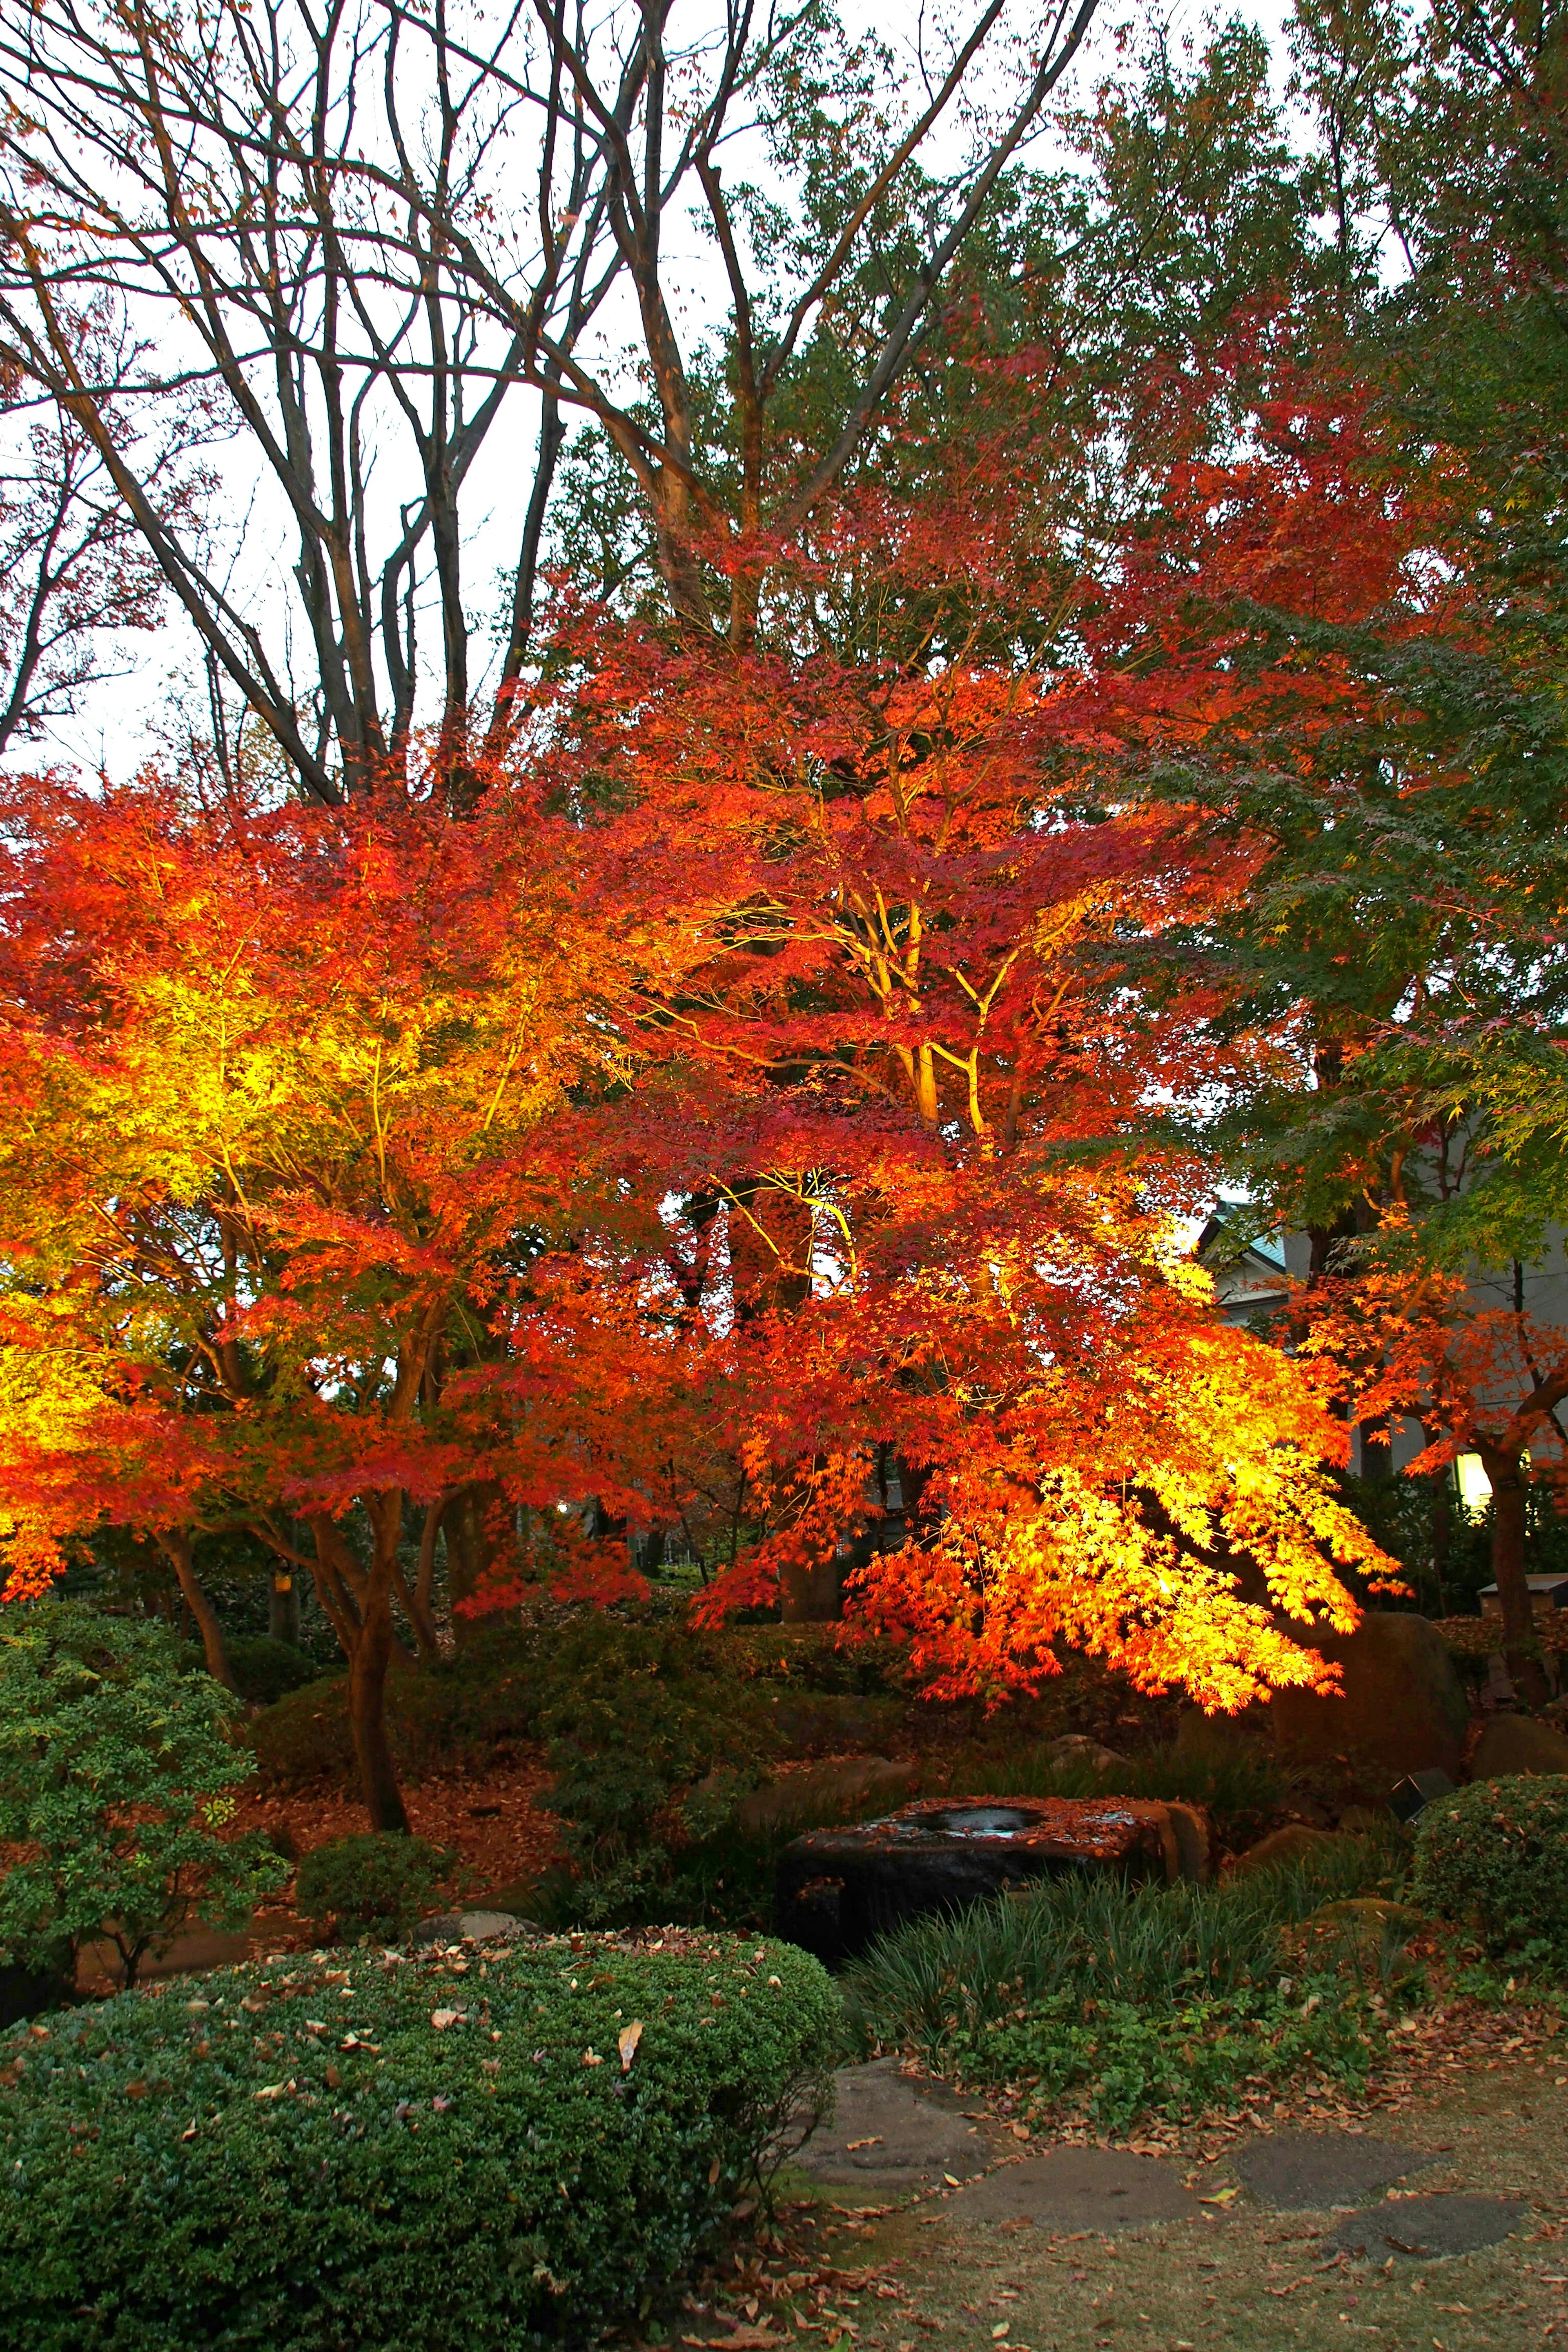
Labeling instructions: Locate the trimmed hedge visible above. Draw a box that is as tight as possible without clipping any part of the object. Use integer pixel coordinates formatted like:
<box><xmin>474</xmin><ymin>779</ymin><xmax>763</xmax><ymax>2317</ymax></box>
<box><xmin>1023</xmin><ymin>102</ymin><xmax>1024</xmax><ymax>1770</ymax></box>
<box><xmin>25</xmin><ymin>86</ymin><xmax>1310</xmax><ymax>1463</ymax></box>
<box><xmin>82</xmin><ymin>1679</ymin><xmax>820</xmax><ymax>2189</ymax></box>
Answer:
<box><xmin>0</xmin><ymin>1931</ymin><xmax>839</xmax><ymax>2351</ymax></box>
<box><xmin>1413</xmin><ymin>1773</ymin><xmax>1568</xmax><ymax>1951</ymax></box>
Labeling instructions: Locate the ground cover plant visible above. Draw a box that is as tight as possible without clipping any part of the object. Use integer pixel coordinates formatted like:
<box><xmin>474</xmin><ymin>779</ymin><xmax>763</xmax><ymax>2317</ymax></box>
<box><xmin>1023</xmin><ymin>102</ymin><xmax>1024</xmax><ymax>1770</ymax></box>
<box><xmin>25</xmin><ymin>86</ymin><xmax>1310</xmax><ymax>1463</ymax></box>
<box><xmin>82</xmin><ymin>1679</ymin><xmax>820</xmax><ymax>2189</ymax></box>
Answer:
<box><xmin>0</xmin><ymin>1601</ymin><xmax>287</xmax><ymax>1989</ymax></box>
<box><xmin>841</xmin><ymin>1838</ymin><xmax>1413</xmax><ymax>2130</ymax></box>
<box><xmin>0</xmin><ymin>1931</ymin><xmax>839</xmax><ymax>2352</ymax></box>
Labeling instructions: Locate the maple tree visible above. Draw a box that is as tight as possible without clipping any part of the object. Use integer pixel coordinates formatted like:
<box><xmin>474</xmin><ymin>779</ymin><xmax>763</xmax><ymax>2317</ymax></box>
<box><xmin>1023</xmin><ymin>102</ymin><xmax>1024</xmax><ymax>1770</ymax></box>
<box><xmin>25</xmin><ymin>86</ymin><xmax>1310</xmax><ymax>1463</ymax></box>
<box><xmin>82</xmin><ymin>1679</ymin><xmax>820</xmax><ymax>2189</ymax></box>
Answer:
<box><xmin>0</xmin><ymin>762</ymin><xmax>661</xmax><ymax>1828</ymax></box>
<box><xmin>1294</xmin><ymin>1258</ymin><xmax>1568</xmax><ymax>1698</ymax></box>
<box><xmin>459</xmin><ymin>388</ymin><xmax>1407</xmax><ymax>1702</ymax></box>
<box><xmin>15</xmin><ymin>3</ymin><xmax>1557</xmax><ymax>1817</ymax></box>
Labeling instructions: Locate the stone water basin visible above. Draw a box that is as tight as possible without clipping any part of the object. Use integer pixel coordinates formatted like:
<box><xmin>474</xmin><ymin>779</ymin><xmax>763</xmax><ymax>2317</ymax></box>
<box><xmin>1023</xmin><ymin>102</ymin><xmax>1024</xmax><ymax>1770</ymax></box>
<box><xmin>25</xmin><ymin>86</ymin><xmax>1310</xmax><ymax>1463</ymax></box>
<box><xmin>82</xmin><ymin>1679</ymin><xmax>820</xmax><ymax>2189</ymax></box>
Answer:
<box><xmin>775</xmin><ymin>1791</ymin><xmax>1191</xmax><ymax>1965</ymax></box>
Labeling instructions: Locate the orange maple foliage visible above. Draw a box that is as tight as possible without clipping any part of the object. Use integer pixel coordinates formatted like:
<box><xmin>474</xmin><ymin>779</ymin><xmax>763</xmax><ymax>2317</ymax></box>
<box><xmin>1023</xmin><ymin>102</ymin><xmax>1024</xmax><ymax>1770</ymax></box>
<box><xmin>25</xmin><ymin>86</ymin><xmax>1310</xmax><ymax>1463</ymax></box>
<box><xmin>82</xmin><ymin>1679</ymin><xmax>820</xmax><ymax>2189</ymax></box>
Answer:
<box><xmin>0</xmin><ymin>765</ymin><xmax>650</xmax><ymax>1823</ymax></box>
<box><xmin>0</xmin><ymin>396</ymin><xmax>1423</xmax><ymax>1815</ymax></box>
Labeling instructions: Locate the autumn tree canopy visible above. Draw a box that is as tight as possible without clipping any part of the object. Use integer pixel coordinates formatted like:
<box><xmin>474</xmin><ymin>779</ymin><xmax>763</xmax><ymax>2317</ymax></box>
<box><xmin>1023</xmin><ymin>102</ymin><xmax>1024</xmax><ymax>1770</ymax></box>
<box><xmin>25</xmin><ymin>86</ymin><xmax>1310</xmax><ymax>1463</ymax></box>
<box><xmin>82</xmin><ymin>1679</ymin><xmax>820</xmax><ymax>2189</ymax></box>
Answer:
<box><xmin>1</xmin><ymin>0</ymin><xmax>1564</xmax><ymax>1822</ymax></box>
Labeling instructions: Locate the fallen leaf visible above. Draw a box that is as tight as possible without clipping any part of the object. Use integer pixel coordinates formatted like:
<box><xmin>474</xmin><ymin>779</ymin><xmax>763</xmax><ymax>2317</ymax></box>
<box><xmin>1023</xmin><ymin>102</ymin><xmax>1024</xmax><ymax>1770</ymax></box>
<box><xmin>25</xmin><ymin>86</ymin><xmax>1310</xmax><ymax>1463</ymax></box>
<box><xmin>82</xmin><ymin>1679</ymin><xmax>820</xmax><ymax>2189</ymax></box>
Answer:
<box><xmin>430</xmin><ymin>2010</ymin><xmax>463</xmax><ymax>2031</ymax></box>
<box><xmin>845</xmin><ymin>2138</ymin><xmax>883</xmax><ymax>2151</ymax></box>
<box><xmin>324</xmin><ymin>2065</ymin><xmax>340</xmax><ymax>2090</ymax></box>
<box><xmin>1199</xmin><ymin>2186</ymin><xmax>1241</xmax><ymax>2205</ymax></box>
<box><xmin>619</xmin><ymin>2020</ymin><xmax>643</xmax><ymax>2071</ymax></box>
<box><xmin>582</xmin><ymin>2048</ymin><xmax>603</xmax><ymax>2067</ymax></box>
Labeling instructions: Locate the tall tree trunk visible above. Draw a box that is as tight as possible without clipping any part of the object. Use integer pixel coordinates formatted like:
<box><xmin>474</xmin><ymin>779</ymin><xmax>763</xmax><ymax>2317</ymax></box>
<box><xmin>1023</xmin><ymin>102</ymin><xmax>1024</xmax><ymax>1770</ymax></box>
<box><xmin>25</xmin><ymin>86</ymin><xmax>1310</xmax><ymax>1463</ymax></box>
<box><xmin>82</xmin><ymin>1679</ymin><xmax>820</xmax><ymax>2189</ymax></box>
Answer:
<box><xmin>1480</xmin><ymin>1444</ymin><xmax>1549</xmax><ymax>1706</ymax></box>
<box><xmin>779</xmin><ymin>1553</ymin><xmax>844</xmax><ymax>1623</ymax></box>
<box><xmin>157</xmin><ymin>1533</ymin><xmax>236</xmax><ymax>1691</ymax></box>
<box><xmin>268</xmin><ymin>1569</ymin><xmax>301</xmax><ymax>1646</ymax></box>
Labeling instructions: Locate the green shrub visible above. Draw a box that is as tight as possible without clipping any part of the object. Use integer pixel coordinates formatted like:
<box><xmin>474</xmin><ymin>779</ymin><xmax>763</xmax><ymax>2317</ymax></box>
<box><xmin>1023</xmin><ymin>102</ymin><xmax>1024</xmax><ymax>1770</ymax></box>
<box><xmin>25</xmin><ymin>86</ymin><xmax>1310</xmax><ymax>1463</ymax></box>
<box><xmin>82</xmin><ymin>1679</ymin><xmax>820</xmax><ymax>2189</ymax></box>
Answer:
<box><xmin>225</xmin><ymin>1634</ymin><xmax>317</xmax><ymax>1706</ymax></box>
<box><xmin>1412</xmin><ymin>1773</ymin><xmax>1568</xmax><ymax>1952</ymax></box>
<box><xmin>0</xmin><ymin>1601</ymin><xmax>288</xmax><ymax>1988</ymax></box>
<box><xmin>0</xmin><ymin>1934</ymin><xmax>840</xmax><ymax>2351</ymax></box>
<box><xmin>245</xmin><ymin>1646</ymin><xmax>532</xmax><ymax>1793</ymax></box>
<box><xmin>841</xmin><ymin>1835</ymin><xmax>1406</xmax><ymax>2128</ymax></box>
<box><xmin>512</xmin><ymin>1618</ymin><xmax>780</xmax><ymax>1927</ymax></box>
<box><xmin>295</xmin><ymin>1833</ymin><xmax>457</xmax><ymax>1940</ymax></box>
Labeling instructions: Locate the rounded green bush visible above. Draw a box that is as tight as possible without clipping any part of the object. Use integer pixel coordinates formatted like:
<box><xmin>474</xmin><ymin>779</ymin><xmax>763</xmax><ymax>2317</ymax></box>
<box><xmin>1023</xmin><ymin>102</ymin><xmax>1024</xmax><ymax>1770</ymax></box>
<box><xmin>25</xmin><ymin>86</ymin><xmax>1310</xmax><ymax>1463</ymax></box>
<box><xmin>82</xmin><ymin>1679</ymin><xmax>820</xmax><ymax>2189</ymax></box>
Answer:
<box><xmin>294</xmin><ymin>1832</ymin><xmax>454</xmax><ymax>1940</ymax></box>
<box><xmin>0</xmin><ymin>1601</ymin><xmax>287</xmax><ymax>1989</ymax></box>
<box><xmin>1412</xmin><ymin>1773</ymin><xmax>1568</xmax><ymax>1950</ymax></box>
<box><xmin>225</xmin><ymin>1635</ymin><xmax>317</xmax><ymax>1706</ymax></box>
<box><xmin>0</xmin><ymin>1932</ymin><xmax>839</xmax><ymax>2351</ymax></box>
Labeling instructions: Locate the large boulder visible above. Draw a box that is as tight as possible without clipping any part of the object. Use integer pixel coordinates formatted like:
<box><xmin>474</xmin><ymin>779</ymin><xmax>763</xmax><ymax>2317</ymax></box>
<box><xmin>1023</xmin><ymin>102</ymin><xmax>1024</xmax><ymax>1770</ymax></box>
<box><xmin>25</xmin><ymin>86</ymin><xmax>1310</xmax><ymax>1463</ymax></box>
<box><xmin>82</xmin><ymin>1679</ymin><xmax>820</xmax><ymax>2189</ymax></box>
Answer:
<box><xmin>1268</xmin><ymin>1613</ymin><xmax>1469</xmax><ymax>1782</ymax></box>
<box><xmin>1229</xmin><ymin>1822</ymin><xmax>1344</xmax><ymax>1876</ymax></box>
<box><xmin>737</xmin><ymin>1755</ymin><xmax>918</xmax><ymax>1832</ymax></box>
<box><xmin>1468</xmin><ymin>1714</ymin><xmax>1568</xmax><ymax>1782</ymax></box>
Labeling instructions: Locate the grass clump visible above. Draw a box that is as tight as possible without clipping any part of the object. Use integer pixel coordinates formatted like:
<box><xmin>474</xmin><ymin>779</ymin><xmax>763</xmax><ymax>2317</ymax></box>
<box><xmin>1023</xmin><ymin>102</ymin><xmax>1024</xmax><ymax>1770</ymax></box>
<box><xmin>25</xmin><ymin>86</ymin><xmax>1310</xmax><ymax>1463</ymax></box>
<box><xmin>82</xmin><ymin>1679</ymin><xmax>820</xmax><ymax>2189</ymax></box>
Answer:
<box><xmin>842</xmin><ymin>1835</ymin><xmax>1410</xmax><ymax>2130</ymax></box>
<box><xmin>0</xmin><ymin>1933</ymin><xmax>840</xmax><ymax>2352</ymax></box>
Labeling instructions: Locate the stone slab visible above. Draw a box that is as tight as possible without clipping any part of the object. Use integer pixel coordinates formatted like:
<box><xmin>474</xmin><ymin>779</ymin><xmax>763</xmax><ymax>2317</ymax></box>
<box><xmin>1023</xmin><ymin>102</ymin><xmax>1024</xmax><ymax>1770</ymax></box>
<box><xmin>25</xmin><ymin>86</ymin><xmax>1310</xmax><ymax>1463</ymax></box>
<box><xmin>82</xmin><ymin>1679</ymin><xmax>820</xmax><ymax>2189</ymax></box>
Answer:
<box><xmin>792</xmin><ymin>2058</ymin><xmax>1004</xmax><ymax>2193</ymax></box>
<box><xmin>951</xmin><ymin>2145</ymin><xmax>1198</xmax><ymax>2232</ymax></box>
<box><xmin>1327</xmin><ymin>2194</ymin><xmax>1530</xmax><ymax>2261</ymax></box>
<box><xmin>1235</xmin><ymin>2132</ymin><xmax>1437</xmax><ymax>2211</ymax></box>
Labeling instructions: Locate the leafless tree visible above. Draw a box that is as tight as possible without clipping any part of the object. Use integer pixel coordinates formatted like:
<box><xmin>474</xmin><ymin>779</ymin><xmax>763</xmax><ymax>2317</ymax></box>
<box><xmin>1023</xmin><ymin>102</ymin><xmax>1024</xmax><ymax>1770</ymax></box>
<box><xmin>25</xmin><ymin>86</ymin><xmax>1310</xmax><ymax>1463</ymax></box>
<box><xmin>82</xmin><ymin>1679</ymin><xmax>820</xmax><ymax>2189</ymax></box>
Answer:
<box><xmin>0</xmin><ymin>0</ymin><xmax>1099</xmax><ymax>798</ymax></box>
<box><xmin>0</xmin><ymin>303</ymin><xmax>208</xmax><ymax>755</ymax></box>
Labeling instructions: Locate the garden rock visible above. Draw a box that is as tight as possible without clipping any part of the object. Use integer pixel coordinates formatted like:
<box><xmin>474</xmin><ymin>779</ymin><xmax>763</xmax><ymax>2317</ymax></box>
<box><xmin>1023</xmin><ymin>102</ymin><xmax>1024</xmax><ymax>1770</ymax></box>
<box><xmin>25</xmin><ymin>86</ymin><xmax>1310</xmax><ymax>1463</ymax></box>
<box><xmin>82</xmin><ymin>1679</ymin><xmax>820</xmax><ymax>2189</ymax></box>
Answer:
<box><xmin>1044</xmin><ymin>1734</ymin><xmax>1127</xmax><ymax>1773</ymax></box>
<box><xmin>952</xmin><ymin>2145</ymin><xmax>1198</xmax><ymax>2231</ymax></box>
<box><xmin>1165</xmin><ymin>1800</ymin><xmax>1211</xmax><ymax>1883</ymax></box>
<box><xmin>1327</xmin><ymin>2194</ymin><xmax>1530</xmax><ymax>2261</ymax></box>
<box><xmin>738</xmin><ymin>1756</ymin><xmax>918</xmax><ymax>1833</ymax></box>
<box><xmin>1468</xmin><ymin>1715</ymin><xmax>1568</xmax><ymax>1781</ymax></box>
<box><xmin>791</xmin><ymin>2058</ymin><xmax>1003</xmax><ymax>2192</ymax></box>
<box><xmin>775</xmin><ymin>1795</ymin><xmax>1180</xmax><ymax>1966</ymax></box>
<box><xmin>1229</xmin><ymin>1823</ymin><xmax>1343</xmax><ymax>1875</ymax></box>
<box><xmin>1235</xmin><ymin>2132</ymin><xmax>1437</xmax><ymax>2211</ymax></box>
<box><xmin>412</xmin><ymin>1909</ymin><xmax>532</xmax><ymax>1947</ymax></box>
<box><xmin>1269</xmin><ymin>1613</ymin><xmax>1469</xmax><ymax>1780</ymax></box>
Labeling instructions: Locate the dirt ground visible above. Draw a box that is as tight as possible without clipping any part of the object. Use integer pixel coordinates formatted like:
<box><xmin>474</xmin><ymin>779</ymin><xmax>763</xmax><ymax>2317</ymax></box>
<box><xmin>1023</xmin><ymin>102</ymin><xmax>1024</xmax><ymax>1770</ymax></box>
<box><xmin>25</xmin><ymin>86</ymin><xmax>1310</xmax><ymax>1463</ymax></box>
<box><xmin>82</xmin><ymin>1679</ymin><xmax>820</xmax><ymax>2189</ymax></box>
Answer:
<box><xmin>841</xmin><ymin>2075</ymin><xmax>1567</xmax><ymax>2352</ymax></box>
<box><xmin>76</xmin><ymin>1753</ymin><xmax>563</xmax><ymax>1992</ymax></box>
<box><xmin>669</xmin><ymin>2020</ymin><xmax>1568</xmax><ymax>2352</ymax></box>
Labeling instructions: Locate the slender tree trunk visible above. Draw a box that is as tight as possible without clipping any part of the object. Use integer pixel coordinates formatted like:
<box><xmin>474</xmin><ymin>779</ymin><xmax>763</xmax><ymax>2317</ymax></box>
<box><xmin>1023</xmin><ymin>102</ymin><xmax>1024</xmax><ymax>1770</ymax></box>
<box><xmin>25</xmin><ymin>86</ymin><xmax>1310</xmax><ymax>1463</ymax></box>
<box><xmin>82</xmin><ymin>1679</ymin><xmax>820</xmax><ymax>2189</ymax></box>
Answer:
<box><xmin>1481</xmin><ymin>1446</ymin><xmax>1549</xmax><ymax>1706</ymax></box>
<box><xmin>157</xmin><ymin>1533</ymin><xmax>236</xmax><ymax>1691</ymax></box>
<box><xmin>305</xmin><ymin>1508</ymin><xmax>413</xmax><ymax>1832</ymax></box>
<box><xmin>445</xmin><ymin>1479</ymin><xmax>508</xmax><ymax>1639</ymax></box>
<box><xmin>349</xmin><ymin>1583</ymin><xmax>411</xmax><ymax>1835</ymax></box>
<box><xmin>779</xmin><ymin>1554</ymin><xmax>844</xmax><ymax>1623</ymax></box>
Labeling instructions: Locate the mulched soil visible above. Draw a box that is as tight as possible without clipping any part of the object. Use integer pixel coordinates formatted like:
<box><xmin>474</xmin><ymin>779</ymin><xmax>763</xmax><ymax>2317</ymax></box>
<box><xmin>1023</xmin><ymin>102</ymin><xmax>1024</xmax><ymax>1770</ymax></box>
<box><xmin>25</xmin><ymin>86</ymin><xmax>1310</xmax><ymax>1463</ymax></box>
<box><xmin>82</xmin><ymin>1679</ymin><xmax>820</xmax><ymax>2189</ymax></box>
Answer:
<box><xmin>232</xmin><ymin>1751</ymin><xmax>564</xmax><ymax>1948</ymax></box>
